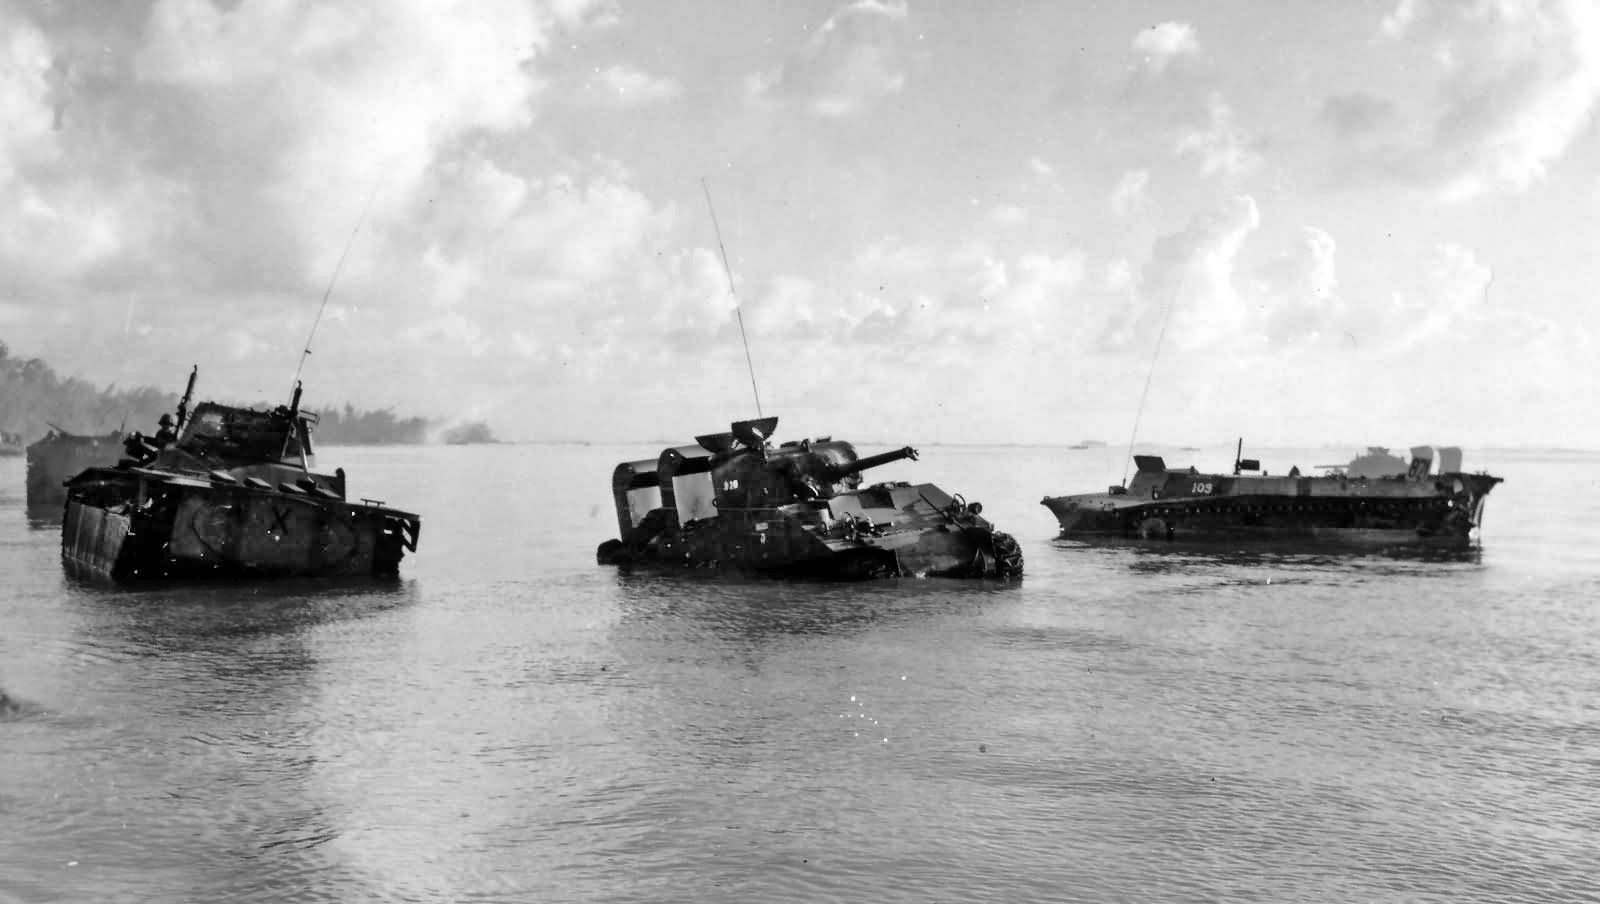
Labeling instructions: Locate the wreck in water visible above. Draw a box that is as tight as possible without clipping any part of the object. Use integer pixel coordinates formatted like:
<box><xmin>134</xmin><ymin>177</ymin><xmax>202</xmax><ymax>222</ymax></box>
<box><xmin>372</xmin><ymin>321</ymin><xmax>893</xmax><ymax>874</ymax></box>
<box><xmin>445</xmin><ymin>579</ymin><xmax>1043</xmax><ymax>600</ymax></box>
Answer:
<box><xmin>597</xmin><ymin>416</ymin><xmax>1023</xmax><ymax>579</ymax></box>
<box><xmin>1041</xmin><ymin>440</ymin><xmax>1502</xmax><ymax>547</ymax></box>
<box><xmin>26</xmin><ymin>427</ymin><xmax>123</xmax><ymax>513</ymax></box>
<box><xmin>62</xmin><ymin>368</ymin><xmax>421</xmax><ymax>581</ymax></box>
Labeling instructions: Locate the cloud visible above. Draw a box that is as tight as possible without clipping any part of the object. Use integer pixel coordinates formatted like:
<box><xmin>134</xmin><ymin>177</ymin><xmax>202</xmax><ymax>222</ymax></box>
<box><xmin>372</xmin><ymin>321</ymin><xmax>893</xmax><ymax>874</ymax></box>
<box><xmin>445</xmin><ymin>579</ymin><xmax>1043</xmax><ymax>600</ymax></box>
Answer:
<box><xmin>0</xmin><ymin>16</ymin><xmax>58</xmax><ymax>184</ymax></box>
<box><xmin>1358</xmin><ymin>0</ymin><xmax>1600</xmax><ymax>198</ymax></box>
<box><xmin>589</xmin><ymin>64</ymin><xmax>682</xmax><ymax>106</ymax></box>
<box><xmin>1131</xmin><ymin>21</ymin><xmax>1199</xmax><ymax>75</ymax></box>
<box><xmin>1175</xmin><ymin>93</ymin><xmax>1262</xmax><ymax>179</ymax></box>
<box><xmin>133</xmin><ymin>0</ymin><xmax>554</xmax><ymax>281</ymax></box>
<box><xmin>988</xmin><ymin>204</ymin><xmax>1028</xmax><ymax>227</ymax></box>
<box><xmin>1383</xmin><ymin>241</ymin><xmax>1495</xmax><ymax>349</ymax></box>
<box><xmin>0</xmin><ymin>1</ymin><xmax>697</xmax><ymax>414</ymax></box>
<box><xmin>1110</xmin><ymin>169</ymin><xmax>1151</xmax><ymax>217</ymax></box>
<box><xmin>1120</xmin><ymin>195</ymin><xmax>1261</xmax><ymax>349</ymax></box>
<box><xmin>1253</xmin><ymin>227</ymin><xmax>1344</xmax><ymax>344</ymax></box>
<box><xmin>1320</xmin><ymin>92</ymin><xmax>1397</xmax><ymax>137</ymax></box>
<box><xmin>747</xmin><ymin>0</ymin><xmax>911</xmax><ymax>117</ymax></box>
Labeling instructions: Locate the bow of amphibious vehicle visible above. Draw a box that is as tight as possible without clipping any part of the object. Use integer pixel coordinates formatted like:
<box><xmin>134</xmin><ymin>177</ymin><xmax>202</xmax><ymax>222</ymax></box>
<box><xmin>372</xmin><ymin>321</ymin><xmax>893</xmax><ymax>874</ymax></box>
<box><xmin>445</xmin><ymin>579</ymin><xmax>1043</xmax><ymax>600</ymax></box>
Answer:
<box><xmin>61</xmin><ymin>372</ymin><xmax>421</xmax><ymax>582</ymax></box>
<box><xmin>597</xmin><ymin>417</ymin><xmax>1022</xmax><ymax>579</ymax></box>
<box><xmin>1042</xmin><ymin>444</ymin><xmax>1502</xmax><ymax>546</ymax></box>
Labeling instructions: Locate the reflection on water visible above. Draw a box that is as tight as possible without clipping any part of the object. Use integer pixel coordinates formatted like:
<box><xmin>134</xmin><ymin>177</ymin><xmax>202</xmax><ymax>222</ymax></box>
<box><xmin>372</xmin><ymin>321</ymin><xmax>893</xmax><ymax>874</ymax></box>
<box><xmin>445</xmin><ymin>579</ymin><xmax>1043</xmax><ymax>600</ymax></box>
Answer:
<box><xmin>2</xmin><ymin>578</ymin><xmax>420</xmax><ymax>904</ymax></box>
<box><xmin>26</xmin><ymin>504</ymin><xmax>63</xmax><ymax>530</ymax></box>
<box><xmin>611</xmin><ymin>569</ymin><xmax>1021</xmax><ymax>642</ymax></box>
<box><xmin>1054</xmin><ymin>536</ymin><xmax>1486</xmax><ymax>579</ymax></box>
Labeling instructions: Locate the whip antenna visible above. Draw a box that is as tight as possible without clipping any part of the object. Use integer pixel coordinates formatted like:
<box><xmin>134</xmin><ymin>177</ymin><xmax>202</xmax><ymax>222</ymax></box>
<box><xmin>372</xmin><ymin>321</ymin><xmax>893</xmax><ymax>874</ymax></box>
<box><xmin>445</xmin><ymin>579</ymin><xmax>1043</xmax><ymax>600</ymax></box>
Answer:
<box><xmin>1121</xmin><ymin>275</ymin><xmax>1185</xmax><ymax>487</ymax></box>
<box><xmin>702</xmin><ymin>178</ymin><xmax>764</xmax><ymax>418</ymax></box>
<box><xmin>292</xmin><ymin>181</ymin><xmax>381</xmax><ymax>394</ymax></box>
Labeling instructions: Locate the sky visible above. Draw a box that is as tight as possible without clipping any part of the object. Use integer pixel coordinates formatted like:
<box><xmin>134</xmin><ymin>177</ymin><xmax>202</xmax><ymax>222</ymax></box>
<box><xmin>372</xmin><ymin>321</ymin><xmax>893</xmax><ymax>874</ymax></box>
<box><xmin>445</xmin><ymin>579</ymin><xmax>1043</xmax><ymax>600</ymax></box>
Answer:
<box><xmin>1</xmin><ymin>0</ymin><xmax>1597</xmax><ymax>448</ymax></box>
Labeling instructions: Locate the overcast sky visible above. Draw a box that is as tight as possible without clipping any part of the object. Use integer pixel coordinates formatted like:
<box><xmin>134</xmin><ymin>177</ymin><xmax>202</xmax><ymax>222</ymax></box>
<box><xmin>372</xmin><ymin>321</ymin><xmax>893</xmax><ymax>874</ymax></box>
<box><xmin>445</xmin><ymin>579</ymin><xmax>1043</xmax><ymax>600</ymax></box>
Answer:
<box><xmin>2</xmin><ymin>0</ymin><xmax>1596</xmax><ymax>447</ymax></box>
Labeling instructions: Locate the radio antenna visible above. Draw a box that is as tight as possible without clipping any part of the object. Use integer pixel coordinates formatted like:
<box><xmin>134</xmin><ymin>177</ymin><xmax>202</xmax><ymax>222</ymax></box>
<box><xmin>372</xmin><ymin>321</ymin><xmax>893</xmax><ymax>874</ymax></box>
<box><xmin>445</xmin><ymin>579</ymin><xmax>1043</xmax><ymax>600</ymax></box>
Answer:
<box><xmin>291</xmin><ymin>180</ymin><xmax>381</xmax><ymax>395</ymax></box>
<box><xmin>1121</xmin><ymin>274</ymin><xmax>1185</xmax><ymax>487</ymax></box>
<box><xmin>701</xmin><ymin>178</ymin><xmax>764</xmax><ymax>418</ymax></box>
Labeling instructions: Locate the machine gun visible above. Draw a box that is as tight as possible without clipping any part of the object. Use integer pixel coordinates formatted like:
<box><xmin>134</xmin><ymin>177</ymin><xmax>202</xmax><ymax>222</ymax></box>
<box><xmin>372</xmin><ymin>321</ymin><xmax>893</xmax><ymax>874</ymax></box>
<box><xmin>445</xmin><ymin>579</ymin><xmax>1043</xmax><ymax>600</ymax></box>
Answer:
<box><xmin>174</xmin><ymin>365</ymin><xmax>198</xmax><ymax>433</ymax></box>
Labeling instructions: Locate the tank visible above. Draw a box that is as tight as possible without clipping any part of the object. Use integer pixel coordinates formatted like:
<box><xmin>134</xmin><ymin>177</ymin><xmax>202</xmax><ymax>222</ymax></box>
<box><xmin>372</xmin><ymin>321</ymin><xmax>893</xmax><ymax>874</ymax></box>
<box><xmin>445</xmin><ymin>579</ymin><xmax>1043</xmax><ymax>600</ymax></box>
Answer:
<box><xmin>596</xmin><ymin>416</ymin><xmax>1022</xmax><ymax>579</ymax></box>
<box><xmin>25</xmin><ymin>426</ymin><xmax>123</xmax><ymax>515</ymax></box>
<box><xmin>62</xmin><ymin>368</ymin><xmax>421</xmax><ymax>581</ymax></box>
<box><xmin>1041</xmin><ymin>440</ymin><xmax>1503</xmax><ymax>547</ymax></box>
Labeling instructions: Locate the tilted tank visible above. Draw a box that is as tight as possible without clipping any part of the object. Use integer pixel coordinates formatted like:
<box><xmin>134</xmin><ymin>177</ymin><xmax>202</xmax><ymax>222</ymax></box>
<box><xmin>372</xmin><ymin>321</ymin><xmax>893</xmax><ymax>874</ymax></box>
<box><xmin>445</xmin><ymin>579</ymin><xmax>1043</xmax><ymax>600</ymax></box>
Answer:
<box><xmin>596</xmin><ymin>416</ymin><xmax>1022</xmax><ymax>579</ymax></box>
<box><xmin>61</xmin><ymin>367</ymin><xmax>421</xmax><ymax>581</ymax></box>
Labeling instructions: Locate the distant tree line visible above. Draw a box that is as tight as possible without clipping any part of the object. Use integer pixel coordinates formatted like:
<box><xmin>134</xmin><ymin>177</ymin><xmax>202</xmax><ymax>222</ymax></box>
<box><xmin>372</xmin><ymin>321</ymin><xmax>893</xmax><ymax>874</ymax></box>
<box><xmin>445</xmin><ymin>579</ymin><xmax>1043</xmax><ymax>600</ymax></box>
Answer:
<box><xmin>0</xmin><ymin>341</ymin><xmax>494</xmax><ymax>445</ymax></box>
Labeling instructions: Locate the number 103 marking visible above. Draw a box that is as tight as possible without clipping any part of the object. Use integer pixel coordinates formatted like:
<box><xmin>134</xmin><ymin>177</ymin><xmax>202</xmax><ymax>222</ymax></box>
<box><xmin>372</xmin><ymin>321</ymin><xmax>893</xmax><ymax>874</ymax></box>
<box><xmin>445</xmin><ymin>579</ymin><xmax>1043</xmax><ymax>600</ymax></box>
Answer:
<box><xmin>1191</xmin><ymin>482</ymin><xmax>1214</xmax><ymax>495</ymax></box>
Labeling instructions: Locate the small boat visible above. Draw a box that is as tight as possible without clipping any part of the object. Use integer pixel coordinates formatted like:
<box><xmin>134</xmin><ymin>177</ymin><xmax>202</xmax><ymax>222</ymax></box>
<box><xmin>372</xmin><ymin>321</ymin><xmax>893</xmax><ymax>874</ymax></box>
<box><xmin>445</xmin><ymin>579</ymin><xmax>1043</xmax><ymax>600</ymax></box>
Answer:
<box><xmin>62</xmin><ymin>368</ymin><xmax>421</xmax><ymax>581</ymax></box>
<box><xmin>0</xmin><ymin>430</ymin><xmax>22</xmax><ymax>457</ymax></box>
<box><xmin>1041</xmin><ymin>440</ymin><xmax>1502</xmax><ymax>547</ymax></box>
<box><xmin>597</xmin><ymin>416</ymin><xmax>1023</xmax><ymax>579</ymax></box>
<box><xmin>26</xmin><ymin>426</ymin><xmax>123</xmax><ymax>513</ymax></box>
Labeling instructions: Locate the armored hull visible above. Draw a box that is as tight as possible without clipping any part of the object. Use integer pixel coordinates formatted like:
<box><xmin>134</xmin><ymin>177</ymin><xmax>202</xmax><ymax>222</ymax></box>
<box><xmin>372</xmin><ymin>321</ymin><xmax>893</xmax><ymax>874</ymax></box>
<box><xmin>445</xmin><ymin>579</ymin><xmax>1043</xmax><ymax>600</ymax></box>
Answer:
<box><xmin>1042</xmin><ymin>445</ymin><xmax>1502</xmax><ymax>548</ymax></box>
<box><xmin>598</xmin><ymin>417</ymin><xmax>1022</xmax><ymax>580</ymax></box>
<box><xmin>62</xmin><ymin>372</ymin><xmax>420</xmax><ymax>582</ymax></box>
<box><xmin>63</xmin><ymin>467</ymin><xmax>419</xmax><ymax>580</ymax></box>
<box><xmin>26</xmin><ymin>428</ymin><xmax>122</xmax><ymax>513</ymax></box>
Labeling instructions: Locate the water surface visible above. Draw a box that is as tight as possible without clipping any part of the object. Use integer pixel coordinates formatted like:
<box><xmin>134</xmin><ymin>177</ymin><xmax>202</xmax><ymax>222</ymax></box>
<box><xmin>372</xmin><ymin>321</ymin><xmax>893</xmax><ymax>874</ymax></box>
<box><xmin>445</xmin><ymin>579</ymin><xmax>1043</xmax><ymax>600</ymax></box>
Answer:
<box><xmin>2</xmin><ymin>444</ymin><xmax>1596</xmax><ymax>903</ymax></box>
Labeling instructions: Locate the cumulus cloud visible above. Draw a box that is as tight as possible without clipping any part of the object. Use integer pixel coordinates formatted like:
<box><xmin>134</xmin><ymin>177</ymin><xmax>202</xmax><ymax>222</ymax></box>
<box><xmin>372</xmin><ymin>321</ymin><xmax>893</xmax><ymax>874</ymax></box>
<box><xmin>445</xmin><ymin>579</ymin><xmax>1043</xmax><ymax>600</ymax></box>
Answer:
<box><xmin>1320</xmin><ymin>92</ymin><xmax>1397</xmax><ymax>137</ymax></box>
<box><xmin>1253</xmin><ymin>227</ymin><xmax>1344</xmax><ymax>344</ymax></box>
<box><xmin>988</xmin><ymin>204</ymin><xmax>1028</xmax><ymax>227</ymax></box>
<box><xmin>1110</xmin><ymin>169</ymin><xmax>1151</xmax><ymax>217</ymax></box>
<box><xmin>589</xmin><ymin>64</ymin><xmax>682</xmax><ymax>106</ymax></box>
<box><xmin>746</xmin><ymin>0</ymin><xmax>911</xmax><ymax>117</ymax></box>
<box><xmin>1384</xmin><ymin>241</ymin><xmax>1495</xmax><ymax>348</ymax></box>
<box><xmin>1132</xmin><ymin>21</ymin><xmax>1199</xmax><ymax>75</ymax></box>
<box><xmin>1358</xmin><ymin>0</ymin><xmax>1600</xmax><ymax>198</ymax></box>
<box><xmin>133</xmin><ymin>0</ymin><xmax>555</xmax><ymax>281</ymax></box>
<box><xmin>1175</xmin><ymin>93</ymin><xmax>1262</xmax><ymax>179</ymax></box>
<box><xmin>0</xmin><ymin>0</ymin><xmax>695</xmax><ymax>413</ymax></box>
<box><xmin>1114</xmin><ymin>196</ymin><xmax>1260</xmax><ymax>350</ymax></box>
<box><xmin>0</xmin><ymin>17</ymin><xmax>58</xmax><ymax>184</ymax></box>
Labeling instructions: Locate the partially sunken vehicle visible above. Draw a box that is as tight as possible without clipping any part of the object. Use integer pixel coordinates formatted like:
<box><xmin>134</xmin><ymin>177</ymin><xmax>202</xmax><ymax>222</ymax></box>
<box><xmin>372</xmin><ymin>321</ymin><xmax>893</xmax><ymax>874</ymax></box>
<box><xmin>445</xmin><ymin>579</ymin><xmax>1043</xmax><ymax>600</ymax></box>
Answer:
<box><xmin>1041</xmin><ymin>441</ymin><xmax>1502</xmax><ymax>547</ymax></box>
<box><xmin>26</xmin><ymin>426</ymin><xmax>123</xmax><ymax>513</ymax></box>
<box><xmin>597</xmin><ymin>416</ymin><xmax>1022</xmax><ymax>579</ymax></box>
<box><xmin>62</xmin><ymin>368</ymin><xmax>421</xmax><ymax>581</ymax></box>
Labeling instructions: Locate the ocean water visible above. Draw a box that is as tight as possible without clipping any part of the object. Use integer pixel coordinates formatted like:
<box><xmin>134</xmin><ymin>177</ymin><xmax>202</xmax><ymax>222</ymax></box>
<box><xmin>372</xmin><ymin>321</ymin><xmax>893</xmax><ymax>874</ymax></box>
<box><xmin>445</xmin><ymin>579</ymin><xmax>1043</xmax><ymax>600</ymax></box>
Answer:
<box><xmin>2</xmin><ymin>442</ymin><xmax>1598</xmax><ymax>904</ymax></box>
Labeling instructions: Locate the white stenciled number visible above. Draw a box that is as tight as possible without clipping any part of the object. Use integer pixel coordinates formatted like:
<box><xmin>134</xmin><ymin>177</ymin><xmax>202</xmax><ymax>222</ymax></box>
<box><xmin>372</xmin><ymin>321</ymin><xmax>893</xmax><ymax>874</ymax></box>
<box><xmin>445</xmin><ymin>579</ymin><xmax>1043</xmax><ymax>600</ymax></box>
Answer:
<box><xmin>722</xmin><ymin>479</ymin><xmax>740</xmax><ymax>490</ymax></box>
<box><xmin>1191</xmin><ymin>482</ymin><xmax>1213</xmax><ymax>495</ymax></box>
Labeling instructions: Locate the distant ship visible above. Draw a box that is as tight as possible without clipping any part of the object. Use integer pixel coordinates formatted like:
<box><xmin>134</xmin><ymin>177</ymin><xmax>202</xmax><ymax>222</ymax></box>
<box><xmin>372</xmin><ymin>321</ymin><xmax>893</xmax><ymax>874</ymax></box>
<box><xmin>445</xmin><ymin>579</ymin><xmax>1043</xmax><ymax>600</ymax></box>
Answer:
<box><xmin>1041</xmin><ymin>441</ymin><xmax>1502</xmax><ymax>547</ymax></box>
<box><xmin>1067</xmin><ymin>440</ymin><xmax>1107</xmax><ymax>450</ymax></box>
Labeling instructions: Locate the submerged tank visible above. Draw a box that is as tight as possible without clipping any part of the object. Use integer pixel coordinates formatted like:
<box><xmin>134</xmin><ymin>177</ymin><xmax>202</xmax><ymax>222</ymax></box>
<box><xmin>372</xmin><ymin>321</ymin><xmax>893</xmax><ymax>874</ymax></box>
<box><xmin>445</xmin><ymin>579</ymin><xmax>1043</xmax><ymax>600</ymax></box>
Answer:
<box><xmin>26</xmin><ymin>426</ymin><xmax>123</xmax><ymax>514</ymax></box>
<box><xmin>62</xmin><ymin>367</ymin><xmax>421</xmax><ymax>581</ymax></box>
<box><xmin>1041</xmin><ymin>440</ymin><xmax>1502</xmax><ymax>547</ymax></box>
<box><xmin>597</xmin><ymin>416</ymin><xmax>1022</xmax><ymax>579</ymax></box>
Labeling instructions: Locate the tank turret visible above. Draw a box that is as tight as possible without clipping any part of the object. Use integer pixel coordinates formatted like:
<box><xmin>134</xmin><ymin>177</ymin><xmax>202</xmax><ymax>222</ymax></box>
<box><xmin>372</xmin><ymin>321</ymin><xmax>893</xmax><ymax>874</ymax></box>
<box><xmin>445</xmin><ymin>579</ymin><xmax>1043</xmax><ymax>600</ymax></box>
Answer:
<box><xmin>596</xmin><ymin>417</ymin><xmax>1021</xmax><ymax>580</ymax></box>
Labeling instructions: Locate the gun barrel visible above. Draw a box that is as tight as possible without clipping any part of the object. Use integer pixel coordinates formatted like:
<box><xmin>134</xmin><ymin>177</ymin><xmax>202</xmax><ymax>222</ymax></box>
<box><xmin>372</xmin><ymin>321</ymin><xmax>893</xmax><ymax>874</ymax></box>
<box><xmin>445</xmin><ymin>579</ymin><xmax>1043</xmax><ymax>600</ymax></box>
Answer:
<box><xmin>176</xmin><ymin>365</ymin><xmax>198</xmax><ymax>430</ymax></box>
<box><xmin>831</xmin><ymin>445</ymin><xmax>919</xmax><ymax>478</ymax></box>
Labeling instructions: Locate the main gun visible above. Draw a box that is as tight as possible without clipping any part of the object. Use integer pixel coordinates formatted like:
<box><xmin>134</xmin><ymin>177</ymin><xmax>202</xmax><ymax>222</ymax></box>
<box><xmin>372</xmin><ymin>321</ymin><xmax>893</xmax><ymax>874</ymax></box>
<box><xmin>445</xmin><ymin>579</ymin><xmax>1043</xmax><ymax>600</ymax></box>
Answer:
<box><xmin>825</xmin><ymin>445</ymin><xmax>919</xmax><ymax>484</ymax></box>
